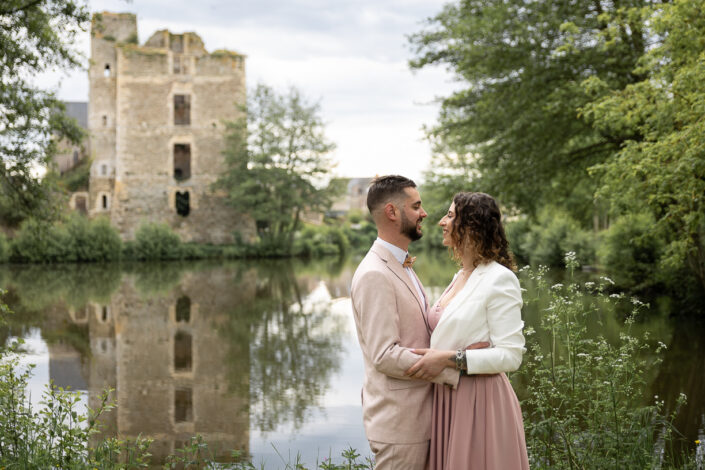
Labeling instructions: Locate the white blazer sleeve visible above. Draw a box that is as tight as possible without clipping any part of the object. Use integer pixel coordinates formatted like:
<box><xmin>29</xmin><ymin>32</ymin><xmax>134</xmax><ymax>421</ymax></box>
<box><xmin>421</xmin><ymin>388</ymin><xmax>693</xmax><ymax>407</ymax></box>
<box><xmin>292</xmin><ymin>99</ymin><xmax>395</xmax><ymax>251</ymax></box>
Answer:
<box><xmin>465</xmin><ymin>270</ymin><xmax>525</xmax><ymax>374</ymax></box>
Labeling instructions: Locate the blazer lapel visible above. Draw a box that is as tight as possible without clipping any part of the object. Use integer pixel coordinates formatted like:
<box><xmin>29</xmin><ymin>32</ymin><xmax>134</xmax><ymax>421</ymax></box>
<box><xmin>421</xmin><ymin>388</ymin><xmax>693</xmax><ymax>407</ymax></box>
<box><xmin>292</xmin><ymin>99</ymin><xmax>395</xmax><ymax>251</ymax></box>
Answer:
<box><xmin>434</xmin><ymin>262</ymin><xmax>492</xmax><ymax>331</ymax></box>
<box><xmin>371</xmin><ymin>244</ymin><xmax>426</xmax><ymax>314</ymax></box>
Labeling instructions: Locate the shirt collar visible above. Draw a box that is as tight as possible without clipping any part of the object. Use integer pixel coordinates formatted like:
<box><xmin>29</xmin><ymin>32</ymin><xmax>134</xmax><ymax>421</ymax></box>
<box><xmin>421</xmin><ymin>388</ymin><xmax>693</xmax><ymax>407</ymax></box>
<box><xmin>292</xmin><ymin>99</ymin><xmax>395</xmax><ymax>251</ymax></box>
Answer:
<box><xmin>376</xmin><ymin>237</ymin><xmax>408</xmax><ymax>265</ymax></box>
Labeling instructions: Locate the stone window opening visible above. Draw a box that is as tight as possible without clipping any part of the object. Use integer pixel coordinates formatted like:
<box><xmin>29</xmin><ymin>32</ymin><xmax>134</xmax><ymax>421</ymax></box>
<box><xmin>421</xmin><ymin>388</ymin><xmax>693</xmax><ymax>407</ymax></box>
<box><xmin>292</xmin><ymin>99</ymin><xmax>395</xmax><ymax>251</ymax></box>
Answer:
<box><xmin>101</xmin><ymin>164</ymin><xmax>107</xmax><ymax>176</ymax></box>
<box><xmin>174</xmin><ymin>388</ymin><xmax>193</xmax><ymax>423</ymax></box>
<box><xmin>176</xmin><ymin>296</ymin><xmax>191</xmax><ymax>323</ymax></box>
<box><xmin>75</xmin><ymin>195</ymin><xmax>87</xmax><ymax>214</ymax></box>
<box><xmin>174</xmin><ymin>95</ymin><xmax>190</xmax><ymax>125</ymax></box>
<box><xmin>104</xmin><ymin>64</ymin><xmax>111</xmax><ymax>77</ymax></box>
<box><xmin>173</xmin><ymin>144</ymin><xmax>191</xmax><ymax>181</ymax></box>
<box><xmin>175</xmin><ymin>191</ymin><xmax>190</xmax><ymax>217</ymax></box>
<box><xmin>102</xmin><ymin>194</ymin><xmax>108</xmax><ymax>210</ymax></box>
<box><xmin>101</xmin><ymin>305</ymin><xmax>109</xmax><ymax>322</ymax></box>
<box><xmin>72</xmin><ymin>150</ymin><xmax>79</xmax><ymax>165</ymax></box>
<box><xmin>102</xmin><ymin>115</ymin><xmax>107</xmax><ymax>127</ymax></box>
<box><xmin>174</xmin><ymin>331</ymin><xmax>192</xmax><ymax>372</ymax></box>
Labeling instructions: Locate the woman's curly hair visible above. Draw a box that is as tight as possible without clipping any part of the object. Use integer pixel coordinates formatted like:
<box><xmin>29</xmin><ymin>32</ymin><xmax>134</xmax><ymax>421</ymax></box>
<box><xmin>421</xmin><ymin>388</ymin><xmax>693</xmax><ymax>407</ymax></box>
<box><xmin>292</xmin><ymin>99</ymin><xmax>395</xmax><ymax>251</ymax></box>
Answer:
<box><xmin>449</xmin><ymin>192</ymin><xmax>516</xmax><ymax>271</ymax></box>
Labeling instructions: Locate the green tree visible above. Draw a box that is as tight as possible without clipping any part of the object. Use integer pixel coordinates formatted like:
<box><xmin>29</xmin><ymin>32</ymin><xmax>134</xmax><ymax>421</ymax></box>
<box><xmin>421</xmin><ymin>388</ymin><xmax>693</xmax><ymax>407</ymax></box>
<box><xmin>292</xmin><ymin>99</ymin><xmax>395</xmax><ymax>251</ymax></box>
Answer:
<box><xmin>0</xmin><ymin>0</ymin><xmax>88</xmax><ymax>226</ymax></box>
<box><xmin>216</xmin><ymin>84</ymin><xmax>337</xmax><ymax>254</ymax></box>
<box><xmin>584</xmin><ymin>0</ymin><xmax>705</xmax><ymax>294</ymax></box>
<box><xmin>409</xmin><ymin>0</ymin><xmax>654</xmax><ymax>221</ymax></box>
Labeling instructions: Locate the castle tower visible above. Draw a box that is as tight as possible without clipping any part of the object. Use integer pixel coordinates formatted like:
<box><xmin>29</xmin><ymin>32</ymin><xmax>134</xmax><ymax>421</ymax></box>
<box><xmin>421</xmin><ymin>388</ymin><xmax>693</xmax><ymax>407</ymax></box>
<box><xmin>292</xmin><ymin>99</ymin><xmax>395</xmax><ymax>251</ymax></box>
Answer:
<box><xmin>88</xmin><ymin>12</ymin><xmax>253</xmax><ymax>243</ymax></box>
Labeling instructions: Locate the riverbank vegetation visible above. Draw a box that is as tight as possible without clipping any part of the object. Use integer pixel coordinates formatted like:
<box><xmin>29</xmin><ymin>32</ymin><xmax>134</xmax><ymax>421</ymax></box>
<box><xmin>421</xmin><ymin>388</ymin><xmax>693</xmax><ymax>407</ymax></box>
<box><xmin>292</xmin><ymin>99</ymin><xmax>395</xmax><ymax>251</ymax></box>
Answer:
<box><xmin>410</xmin><ymin>0</ymin><xmax>705</xmax><ymax>312</ymax></box>
<box><xmin>0</xmin><ymin>215</ymin><xmax>368</xmax><ymax>264</ymax></box>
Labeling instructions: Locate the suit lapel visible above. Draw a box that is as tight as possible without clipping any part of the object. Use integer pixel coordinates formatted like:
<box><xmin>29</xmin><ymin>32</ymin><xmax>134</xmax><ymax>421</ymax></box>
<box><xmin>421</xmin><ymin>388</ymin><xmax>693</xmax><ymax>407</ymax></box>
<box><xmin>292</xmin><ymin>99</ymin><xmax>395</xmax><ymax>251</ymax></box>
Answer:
<box><xmin>371</xmin><ymin>244</ymin><xmax>426</xmax><ymax>314</ymax></box>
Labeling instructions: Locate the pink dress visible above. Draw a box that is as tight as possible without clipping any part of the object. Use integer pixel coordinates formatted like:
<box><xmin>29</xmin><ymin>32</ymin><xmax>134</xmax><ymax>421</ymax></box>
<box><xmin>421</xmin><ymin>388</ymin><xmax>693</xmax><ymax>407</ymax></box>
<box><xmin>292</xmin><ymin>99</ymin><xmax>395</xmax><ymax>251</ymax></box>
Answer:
<box><xmin>428</xmin><ymin>281</ymin><xmax>530</xmax><ymax>470</ymax></box>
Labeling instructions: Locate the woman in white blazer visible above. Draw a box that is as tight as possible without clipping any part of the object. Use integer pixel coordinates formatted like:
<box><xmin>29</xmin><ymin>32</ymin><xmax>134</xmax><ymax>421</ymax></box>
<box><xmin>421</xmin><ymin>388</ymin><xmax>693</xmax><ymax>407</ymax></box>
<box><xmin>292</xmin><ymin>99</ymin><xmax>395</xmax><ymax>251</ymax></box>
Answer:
<box><xmin>406</xmin><ymin>192</ymin><xmax>529</xmax><ymax>470</ymax></box>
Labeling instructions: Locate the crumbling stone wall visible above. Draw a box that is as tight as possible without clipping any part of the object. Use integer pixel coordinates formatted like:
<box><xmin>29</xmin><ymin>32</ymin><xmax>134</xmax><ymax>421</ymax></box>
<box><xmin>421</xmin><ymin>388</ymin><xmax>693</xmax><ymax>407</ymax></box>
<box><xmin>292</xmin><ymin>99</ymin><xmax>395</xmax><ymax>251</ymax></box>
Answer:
<box><xmin>88</xmin><ymin>12</ymin><xmax>253</xmax><ymax>243</ymax></box>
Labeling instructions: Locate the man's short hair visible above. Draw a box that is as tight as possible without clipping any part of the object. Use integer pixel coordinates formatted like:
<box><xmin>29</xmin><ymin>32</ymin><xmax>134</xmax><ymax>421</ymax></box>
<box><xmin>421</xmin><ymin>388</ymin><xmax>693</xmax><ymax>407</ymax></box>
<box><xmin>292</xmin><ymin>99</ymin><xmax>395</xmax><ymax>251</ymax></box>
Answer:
<box><xmin>366</xmin><ymin>175</ymin><xmax>417</xmax><ymax>214</ymax></box>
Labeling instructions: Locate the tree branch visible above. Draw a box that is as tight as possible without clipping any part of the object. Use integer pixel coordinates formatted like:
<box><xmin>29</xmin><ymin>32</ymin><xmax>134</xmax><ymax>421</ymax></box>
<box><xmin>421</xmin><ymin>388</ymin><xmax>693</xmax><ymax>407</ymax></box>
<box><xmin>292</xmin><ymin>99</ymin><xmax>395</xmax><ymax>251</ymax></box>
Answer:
<box><xmin>0</xmin><ymin>0</ymin><xmax>45</xmax><ymax>16</ymax></box>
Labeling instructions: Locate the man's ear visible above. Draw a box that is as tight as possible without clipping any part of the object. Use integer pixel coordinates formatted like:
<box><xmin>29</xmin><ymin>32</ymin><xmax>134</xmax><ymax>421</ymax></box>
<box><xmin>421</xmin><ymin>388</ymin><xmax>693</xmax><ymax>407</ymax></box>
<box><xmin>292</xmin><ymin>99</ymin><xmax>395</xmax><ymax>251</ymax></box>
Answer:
<box><xmin>383</xmin><ymin>202</ymin><xmax>397</xmax><ymax>221</ymax></box>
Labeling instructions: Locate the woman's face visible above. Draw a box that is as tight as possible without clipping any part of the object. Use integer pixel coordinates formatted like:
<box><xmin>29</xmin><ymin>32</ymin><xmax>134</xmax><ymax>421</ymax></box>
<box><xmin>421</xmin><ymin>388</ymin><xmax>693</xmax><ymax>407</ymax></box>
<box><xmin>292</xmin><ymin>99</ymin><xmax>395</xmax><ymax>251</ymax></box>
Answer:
<box><xmin>438</xmin><ymin>202</ymin><xmax>456</xmax><ymax>247</ymax></box>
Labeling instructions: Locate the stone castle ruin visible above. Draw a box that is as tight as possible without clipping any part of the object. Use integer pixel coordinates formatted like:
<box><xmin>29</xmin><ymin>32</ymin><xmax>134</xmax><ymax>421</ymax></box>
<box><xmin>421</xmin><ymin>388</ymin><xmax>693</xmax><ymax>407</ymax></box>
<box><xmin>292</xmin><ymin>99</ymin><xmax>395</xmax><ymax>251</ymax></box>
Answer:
<box><xmin>83</xmin><ymin>12</ymin><xmax>253</xmax><ymax>243</ymax></box>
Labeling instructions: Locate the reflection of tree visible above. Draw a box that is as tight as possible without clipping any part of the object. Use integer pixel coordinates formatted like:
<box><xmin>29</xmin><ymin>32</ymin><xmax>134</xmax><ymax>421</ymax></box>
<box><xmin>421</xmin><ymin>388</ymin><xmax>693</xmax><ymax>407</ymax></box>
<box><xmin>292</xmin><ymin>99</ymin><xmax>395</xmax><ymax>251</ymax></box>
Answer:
<box><xmin>0</xmin><ymin>263</ymin><xmax>122</xmax><ymax>312</ymax></box>
<box><xmin>123</xmin><ymin>261</ymin><xmax>186</xmax><ymax>297</ymax></box>
<box><xmin>221</xmin><ymin>260</ymin><xmax>346</xmax><ymax>433</ymax></box>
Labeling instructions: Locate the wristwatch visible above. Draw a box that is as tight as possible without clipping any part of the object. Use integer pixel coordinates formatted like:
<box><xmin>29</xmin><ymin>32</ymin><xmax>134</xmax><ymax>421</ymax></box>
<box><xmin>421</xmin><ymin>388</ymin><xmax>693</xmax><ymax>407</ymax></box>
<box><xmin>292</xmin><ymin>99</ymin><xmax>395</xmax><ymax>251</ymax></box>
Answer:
<box><xmin>455</xmin><ymin>349</ymin><xmax>465</xmax><ymax>371</ymax></box>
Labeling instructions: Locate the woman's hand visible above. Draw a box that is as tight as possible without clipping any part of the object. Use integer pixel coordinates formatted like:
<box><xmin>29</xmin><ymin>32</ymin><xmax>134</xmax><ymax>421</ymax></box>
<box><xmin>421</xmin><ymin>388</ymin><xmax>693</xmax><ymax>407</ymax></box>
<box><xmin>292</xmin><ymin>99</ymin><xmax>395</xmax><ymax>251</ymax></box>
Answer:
<box><xmin>405</xmin><ymin>349</ymin><xmax>455</xmax><ymax>380</ymax></box>
<box><xmin>405</xmin><ymin>342</ymin><xmax>492</xmax><ymax>380</ymax></box>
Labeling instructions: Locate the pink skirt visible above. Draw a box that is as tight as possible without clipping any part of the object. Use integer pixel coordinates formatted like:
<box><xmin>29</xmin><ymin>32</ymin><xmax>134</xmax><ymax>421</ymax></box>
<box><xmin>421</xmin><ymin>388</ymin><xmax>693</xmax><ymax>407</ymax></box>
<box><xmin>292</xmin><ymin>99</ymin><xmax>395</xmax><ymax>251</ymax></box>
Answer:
<box><xmin>430</xmin><ymin>373</ymin><xmax>529</xmax><ymax>470</ymax></box>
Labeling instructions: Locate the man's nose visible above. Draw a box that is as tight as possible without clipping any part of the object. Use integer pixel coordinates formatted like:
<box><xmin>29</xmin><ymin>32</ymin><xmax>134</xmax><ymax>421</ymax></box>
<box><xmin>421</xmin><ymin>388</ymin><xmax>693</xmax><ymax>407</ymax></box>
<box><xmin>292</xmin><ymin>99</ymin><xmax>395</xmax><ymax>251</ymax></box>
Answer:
<box><xmin>420</xmin><ymin>208</ymin><xmax>428</xmax><ymax>218</ymax></box>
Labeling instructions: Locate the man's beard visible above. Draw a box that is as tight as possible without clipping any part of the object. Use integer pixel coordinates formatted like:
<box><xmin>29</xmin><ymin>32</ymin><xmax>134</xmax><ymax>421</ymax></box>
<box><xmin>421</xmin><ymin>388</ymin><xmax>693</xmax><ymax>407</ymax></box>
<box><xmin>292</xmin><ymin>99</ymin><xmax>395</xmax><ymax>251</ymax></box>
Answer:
<box><xmin>401</xmin><ymin>212</ymin><xmax>423</xmax><ymax>241</ymax></box>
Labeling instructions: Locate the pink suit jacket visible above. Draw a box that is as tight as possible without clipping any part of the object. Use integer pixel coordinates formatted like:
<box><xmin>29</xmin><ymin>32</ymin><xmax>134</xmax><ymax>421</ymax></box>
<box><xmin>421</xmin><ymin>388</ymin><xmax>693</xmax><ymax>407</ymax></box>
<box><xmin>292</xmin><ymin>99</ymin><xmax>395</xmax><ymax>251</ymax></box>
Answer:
<box><xmin>351</xmin><ymin>241</ymin><xmax>459</xmax><ymax>444</ymax></box>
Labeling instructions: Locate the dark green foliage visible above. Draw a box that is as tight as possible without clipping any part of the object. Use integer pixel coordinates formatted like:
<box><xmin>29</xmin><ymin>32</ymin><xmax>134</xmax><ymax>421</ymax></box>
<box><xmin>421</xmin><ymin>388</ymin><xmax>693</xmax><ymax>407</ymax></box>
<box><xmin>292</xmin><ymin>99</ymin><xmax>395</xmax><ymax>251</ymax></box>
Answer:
<box><xmin>1</xmin><ymin>0</ymin><xmax>89</xmax><ymax>226</ymax></box>
<box><xmin>293</xmin><ymin>224</ymin><xmax>350</xmax><ymax>258</ymax></box>
<box><xmin>9</xmin><ymin>216</ymin><xmax>122</xmax><ymax>263</ymax></box>
<box><xmin>507</xmin><ymin>209</ymin><xmax>596</xmax><ymax>267</ymax></box>
<box><xmin>598</xmin><ymin>213</ymin><xmax>664</xmax><ymax>291</ymax></box>
<box><xmin>10</xmin><ymin>218</ymin><xmax>72</xmax><ymax>263</ymax></box>
<box><xmin>0</xmin><ymin>233</ymin><xmax>8</xmax><ymax>263</ymax></box>
<box><xmin>342</xmin><ymin>218</ymin><xmax>377</xmax><ymax>252</ymax></box>
<box><xmin>131</xmin><ymin>222</ymin><xmax>183</xmax><ymax>261</ymax></box>
<box><xmin>57</xmin><ymin>156</ymin><xmax>91</xmax><ymax>192</ymax></box>
<box><xmin>585</xmin><ymin>0</ymin><xmax>705</xmax><ymax>293</ymax></box>
<box><xmin>215</xmin><ymin>84</ymin><xmax>338</xmax><ymax>254</ymax></box>
<box><xmin>65</xmin><ymin>215</ymin><xmax>122</xmax><ymax>262</ymax></box>
<box><xmin>409</xmin><ymin>0</ymin><xmax>651</xmax><ymax>217</ymax></box>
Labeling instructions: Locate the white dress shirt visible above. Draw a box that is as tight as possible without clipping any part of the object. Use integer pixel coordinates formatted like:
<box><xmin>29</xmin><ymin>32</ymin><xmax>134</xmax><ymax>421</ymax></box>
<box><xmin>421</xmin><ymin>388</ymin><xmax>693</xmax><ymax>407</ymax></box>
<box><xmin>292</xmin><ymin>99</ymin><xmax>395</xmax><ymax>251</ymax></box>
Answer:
<box><xmin>375</xmin><ymin>237</ymin><xmax>426</xmax><ymax>303</ymax></box>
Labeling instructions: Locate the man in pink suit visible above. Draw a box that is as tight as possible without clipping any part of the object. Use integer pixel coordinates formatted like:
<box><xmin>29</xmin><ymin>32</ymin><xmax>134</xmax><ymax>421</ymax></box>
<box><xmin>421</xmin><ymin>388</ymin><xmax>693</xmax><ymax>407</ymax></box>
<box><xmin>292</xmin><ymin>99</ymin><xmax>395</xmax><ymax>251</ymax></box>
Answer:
<box><xmin>351</xmin><ymin>175</ymin><xmax>460</xmax><ymax>469</ymax></box>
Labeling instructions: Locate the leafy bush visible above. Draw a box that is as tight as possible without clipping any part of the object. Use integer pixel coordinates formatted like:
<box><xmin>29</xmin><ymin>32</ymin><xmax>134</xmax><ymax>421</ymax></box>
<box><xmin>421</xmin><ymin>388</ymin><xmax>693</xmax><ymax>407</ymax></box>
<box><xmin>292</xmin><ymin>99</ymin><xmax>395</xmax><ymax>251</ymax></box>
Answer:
<box><xmin>10</xmin><ymin>218</ymin><xmax>71</xmax><ymax>263</ymax></box>
<box><xmin>293</xmin><ymin>224</ymin><xmax>351</xmax><ymax>258</ymax></box>
<box><xmin>9</xmin><ymin>216</ymin><xmax>122</xmax><ymax>263</ymax></box>
<box><xmin>65</xmin><ymin>215</ymin><xmax>122</xmax><ymax>262</ymax></box>
<box><xmin>519</xmin><ymin>254</ymin><xmax>697</xmax><ymax>469</ymax></box>
<box><xmin>131</xmin><ymin>222</ymin><xmax>183</xmax><ymax>260</ymax></box>
<box><xmin>343</xmin><ymin>219</ymin><xmax>377</xmax><ymax>251</ymax></box>
<box><xmin>505</xmin><ymin>215</ymin><xmax>532</xmax><ymax>264</ymax></box>
<box><xmin>515</xmin><ymin>208</ymin><xmax>596</xmax><ymax>267</ymax></box>
<box><xmin>598</xmin><ymin>212</ymin><xmax>665</xmax><ymax>291</ymax></box>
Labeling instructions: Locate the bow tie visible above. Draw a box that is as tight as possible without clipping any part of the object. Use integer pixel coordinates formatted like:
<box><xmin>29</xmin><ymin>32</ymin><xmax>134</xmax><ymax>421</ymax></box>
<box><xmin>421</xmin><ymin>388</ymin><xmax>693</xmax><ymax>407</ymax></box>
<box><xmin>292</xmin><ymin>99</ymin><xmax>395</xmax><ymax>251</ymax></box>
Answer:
<box><xmin>402</xmin><ymin>255</ymin><xmax>416</xmax><ymax>269</ymax></box>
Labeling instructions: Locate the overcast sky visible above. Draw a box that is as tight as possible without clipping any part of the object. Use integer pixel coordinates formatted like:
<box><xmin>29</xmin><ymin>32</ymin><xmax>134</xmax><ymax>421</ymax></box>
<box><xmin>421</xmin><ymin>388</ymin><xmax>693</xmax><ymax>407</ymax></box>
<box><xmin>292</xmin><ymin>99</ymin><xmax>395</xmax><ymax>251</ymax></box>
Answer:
<box><xmin>42</xmin><ymin>0</ymin><xmax>459</xmax><ymax>182</ymax></box>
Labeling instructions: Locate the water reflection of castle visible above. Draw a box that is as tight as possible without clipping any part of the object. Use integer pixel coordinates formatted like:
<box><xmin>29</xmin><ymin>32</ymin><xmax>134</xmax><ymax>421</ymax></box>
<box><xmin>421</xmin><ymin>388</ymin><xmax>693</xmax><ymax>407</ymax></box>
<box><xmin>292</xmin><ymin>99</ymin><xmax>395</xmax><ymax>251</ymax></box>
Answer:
<box><xmin>49</xmin><ymin>269</ymin><xmax>255</xmax><ymax>463</ymax></box>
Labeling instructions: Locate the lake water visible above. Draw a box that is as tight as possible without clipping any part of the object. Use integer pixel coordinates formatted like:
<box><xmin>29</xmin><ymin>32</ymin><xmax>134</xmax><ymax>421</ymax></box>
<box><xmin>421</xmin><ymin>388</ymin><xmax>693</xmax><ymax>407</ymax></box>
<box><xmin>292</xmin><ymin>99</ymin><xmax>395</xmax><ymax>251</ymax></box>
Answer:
<box><xmin>1</xmin><ymin>254</ymin><xmax>703</xmax><ymax>468</ymax></box>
